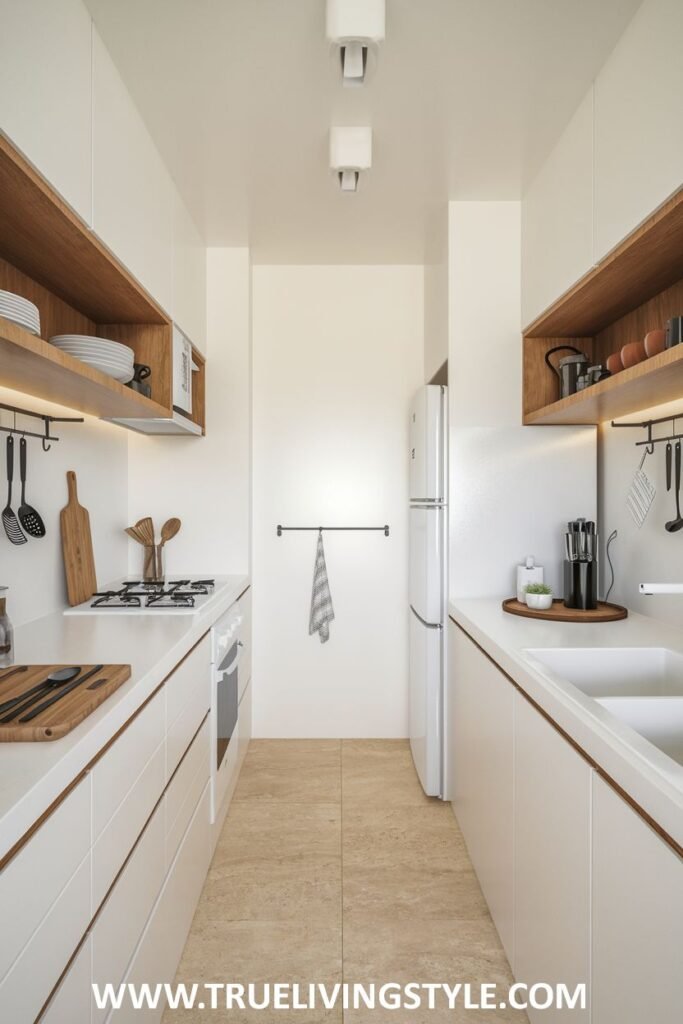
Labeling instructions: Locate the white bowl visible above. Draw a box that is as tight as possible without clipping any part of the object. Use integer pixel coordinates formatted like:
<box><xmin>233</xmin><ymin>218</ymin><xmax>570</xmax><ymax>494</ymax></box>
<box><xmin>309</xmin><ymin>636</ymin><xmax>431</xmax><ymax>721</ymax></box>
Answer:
<box><xmin>525</xmin><ymin>592</ymin><xmax>554</xmax><ymax>611</ymax></box>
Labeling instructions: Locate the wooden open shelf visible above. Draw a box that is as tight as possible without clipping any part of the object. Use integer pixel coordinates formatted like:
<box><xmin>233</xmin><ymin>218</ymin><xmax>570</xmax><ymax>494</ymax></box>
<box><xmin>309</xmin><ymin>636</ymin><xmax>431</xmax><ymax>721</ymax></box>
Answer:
<box><xmin>526</xmin><ymin>343</ymin><xmax>683</xmax><ymax>425</ymax></box>
<box><xmin>0</xmin><ymin>317</ymin><xmax>171</xmax><ymax>421</ymax></box>
<box><xmin>524</xmin><ymin>190</ymin><xmax>683</xmax><ymax>425</ymax></box>
<box><xmin>0</xmin><ymin>133</ymin><xmax>205</xmax><ymax>434</ymax></box>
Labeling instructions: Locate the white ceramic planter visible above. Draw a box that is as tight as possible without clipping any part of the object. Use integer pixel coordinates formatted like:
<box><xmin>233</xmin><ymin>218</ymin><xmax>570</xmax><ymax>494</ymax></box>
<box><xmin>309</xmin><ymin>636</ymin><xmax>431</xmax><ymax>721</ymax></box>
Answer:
<box><xmin>525</xmin><ymin>592</ymin><xmax>553</xmax><ymax>611</ymax></box>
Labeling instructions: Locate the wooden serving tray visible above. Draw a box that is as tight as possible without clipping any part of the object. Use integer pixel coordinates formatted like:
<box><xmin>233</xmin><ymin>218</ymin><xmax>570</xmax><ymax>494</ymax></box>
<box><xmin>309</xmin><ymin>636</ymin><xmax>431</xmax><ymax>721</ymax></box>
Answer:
<box><xmin>0</xmin><ymin>664</ymin><xmax>131</xmax><ymax>742</ymax></box>
<box><xmin>502</xmin><ymin>598</ymin><xmax>628</xmax><ymax>623</ymax></box>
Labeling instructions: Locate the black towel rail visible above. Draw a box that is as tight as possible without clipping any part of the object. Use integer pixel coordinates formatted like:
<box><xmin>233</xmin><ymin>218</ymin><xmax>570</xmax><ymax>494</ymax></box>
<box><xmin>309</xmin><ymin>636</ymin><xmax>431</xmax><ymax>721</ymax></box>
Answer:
<box><xmin>277</xmin><ymin>525</ymin><xmax>390</xmax><ymax>537</ymax></box>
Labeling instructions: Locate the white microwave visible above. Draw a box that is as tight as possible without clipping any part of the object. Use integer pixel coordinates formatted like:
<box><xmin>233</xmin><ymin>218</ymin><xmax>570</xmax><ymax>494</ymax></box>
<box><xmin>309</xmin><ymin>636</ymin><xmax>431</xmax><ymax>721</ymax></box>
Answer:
<box><xmin>173</xmin><ymin>323</ymin><xmax>194</xmax><ymax>416</ymax></box>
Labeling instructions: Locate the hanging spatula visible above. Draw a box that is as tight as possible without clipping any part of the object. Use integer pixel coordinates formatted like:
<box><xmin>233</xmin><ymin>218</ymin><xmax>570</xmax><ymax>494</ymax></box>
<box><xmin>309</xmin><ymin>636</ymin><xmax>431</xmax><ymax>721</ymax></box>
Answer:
<box><xmin>18</xmin><ymin>437</ymin><xmax>46</xmax><ymax>538</ymax></box>
<box><xmin>2</xmin><ymin>436</ymin><xmax>27</xmax><ymax>545</ymax></box>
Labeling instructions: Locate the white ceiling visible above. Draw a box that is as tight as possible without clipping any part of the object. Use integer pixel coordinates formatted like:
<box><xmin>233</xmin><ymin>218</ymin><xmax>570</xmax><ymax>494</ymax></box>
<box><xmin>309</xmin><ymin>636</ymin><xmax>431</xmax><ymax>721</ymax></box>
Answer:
<box><xmin>85</xmin><ymin>0</ymin><xmax>641</xmax><ymax>263</ymax></box>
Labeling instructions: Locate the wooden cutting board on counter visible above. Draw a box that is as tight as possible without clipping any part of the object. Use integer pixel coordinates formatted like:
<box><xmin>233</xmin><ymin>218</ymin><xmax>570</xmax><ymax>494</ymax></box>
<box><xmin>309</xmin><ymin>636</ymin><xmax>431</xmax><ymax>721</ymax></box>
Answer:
<box><xmin>60</xmin><ymin>470</ymin><xmax>97</xmax><ymax>607</ymax></box>
<box><xmin>0</xmin><ymin>664</ymin><xmax>131</xmax><ymax>742</ymax></box>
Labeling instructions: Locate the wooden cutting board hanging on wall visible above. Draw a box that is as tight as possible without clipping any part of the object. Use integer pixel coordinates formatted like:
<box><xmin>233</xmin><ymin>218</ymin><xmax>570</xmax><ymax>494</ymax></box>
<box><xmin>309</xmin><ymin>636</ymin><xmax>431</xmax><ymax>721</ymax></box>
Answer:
<box><xmin>60</xmin><ymin>470</ymin><xmax>97</xmax><ymax>606</ymax></box>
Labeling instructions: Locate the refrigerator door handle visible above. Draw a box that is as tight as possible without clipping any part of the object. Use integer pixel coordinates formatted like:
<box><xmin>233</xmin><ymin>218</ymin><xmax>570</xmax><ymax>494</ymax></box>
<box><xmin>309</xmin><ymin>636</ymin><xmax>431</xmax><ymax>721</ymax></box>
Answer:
<box><xmin>410</xmin><ymin>605</ymin><xmax>443</xmax><ymax>630</ymax></box>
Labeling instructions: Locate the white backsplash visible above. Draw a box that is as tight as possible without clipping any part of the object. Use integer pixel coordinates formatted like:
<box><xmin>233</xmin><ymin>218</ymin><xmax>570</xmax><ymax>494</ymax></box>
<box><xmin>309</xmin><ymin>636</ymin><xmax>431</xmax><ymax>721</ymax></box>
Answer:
<box><xmin>0</xmin><ymin>387</ymin><xmax>128</xmax><ymax>627</ymax></box>
<box><xmin>599</xmin><ymin>397</ymin><xmax>683</xmax><ymax>626</ymax></box>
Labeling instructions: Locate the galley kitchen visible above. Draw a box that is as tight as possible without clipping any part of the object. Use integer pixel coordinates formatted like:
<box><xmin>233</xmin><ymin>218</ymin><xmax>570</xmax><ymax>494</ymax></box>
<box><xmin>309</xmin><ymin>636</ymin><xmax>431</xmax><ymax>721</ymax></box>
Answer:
<box><xmin>0</xmin><ymin>1</ymin><xmax>682</xmax><ymax>1022</ymax></box>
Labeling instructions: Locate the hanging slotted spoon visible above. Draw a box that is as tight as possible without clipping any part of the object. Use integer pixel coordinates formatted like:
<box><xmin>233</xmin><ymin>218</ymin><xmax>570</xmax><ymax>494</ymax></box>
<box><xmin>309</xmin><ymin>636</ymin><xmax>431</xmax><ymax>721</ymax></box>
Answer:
<box><xmin>2</xmin><ymin>436</ymin><xmax>27</xmax><ymax>545</ymax></box>
<box><xmin>18</xmin><ymin>437</ymin><xmax>46</xmax><ymax>538</ymax></box>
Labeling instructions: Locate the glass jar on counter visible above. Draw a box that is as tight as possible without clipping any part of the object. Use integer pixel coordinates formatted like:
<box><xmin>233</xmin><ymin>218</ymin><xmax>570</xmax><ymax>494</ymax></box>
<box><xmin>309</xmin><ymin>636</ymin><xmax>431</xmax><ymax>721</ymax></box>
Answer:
<box><xmin>0</xmin><ymin>587</ymin><xmax>13</xmax><ymax>666</ymax></box>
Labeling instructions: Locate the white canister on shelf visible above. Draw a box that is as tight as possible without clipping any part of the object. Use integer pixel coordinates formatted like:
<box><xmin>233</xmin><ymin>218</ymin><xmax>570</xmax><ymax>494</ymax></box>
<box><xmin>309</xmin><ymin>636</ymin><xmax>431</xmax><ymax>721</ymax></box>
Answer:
<box><xmin>516</xmin><ymin>556</ymin><xmax>544</xmax><ymax>604</ymax></box>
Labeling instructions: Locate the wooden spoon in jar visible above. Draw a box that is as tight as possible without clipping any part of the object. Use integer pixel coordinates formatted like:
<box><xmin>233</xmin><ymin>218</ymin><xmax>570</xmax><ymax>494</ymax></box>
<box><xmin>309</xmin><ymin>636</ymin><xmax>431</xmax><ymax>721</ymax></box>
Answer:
<box><xmin>159</xmin><ymin>518</ymin><xmax>181</xmax><ymax>549</ymax></box>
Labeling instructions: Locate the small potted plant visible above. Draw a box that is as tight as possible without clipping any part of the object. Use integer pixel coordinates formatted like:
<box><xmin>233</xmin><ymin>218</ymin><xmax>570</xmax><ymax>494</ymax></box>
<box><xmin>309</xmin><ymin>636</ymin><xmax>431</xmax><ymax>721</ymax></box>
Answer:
<box><xmin>524</xmin><ymin>582</ymin><xmax>553</xmax><ymax>611</ymax></box>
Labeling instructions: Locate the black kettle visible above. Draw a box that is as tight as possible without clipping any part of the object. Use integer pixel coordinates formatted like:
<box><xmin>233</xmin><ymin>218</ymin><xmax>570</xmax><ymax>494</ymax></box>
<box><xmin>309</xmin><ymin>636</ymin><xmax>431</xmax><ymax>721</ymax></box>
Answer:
<box><xmin>544</xmin><ymin>345</ymin><xmax>589</xmax><ymax>400</ymax></box>
<box><xmin>128</xmin><ymin>363</ymin><xmax>152</xmax><ymax>398</ymax></box>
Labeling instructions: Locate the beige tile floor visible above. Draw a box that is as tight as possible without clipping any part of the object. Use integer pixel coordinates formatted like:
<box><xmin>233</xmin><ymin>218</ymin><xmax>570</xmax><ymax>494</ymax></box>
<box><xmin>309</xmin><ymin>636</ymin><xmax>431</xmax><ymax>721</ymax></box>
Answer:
<box><xmin>164</xmin><ymin>741</ymin><xmax>526</xmax><ymax>1022</ymax></box>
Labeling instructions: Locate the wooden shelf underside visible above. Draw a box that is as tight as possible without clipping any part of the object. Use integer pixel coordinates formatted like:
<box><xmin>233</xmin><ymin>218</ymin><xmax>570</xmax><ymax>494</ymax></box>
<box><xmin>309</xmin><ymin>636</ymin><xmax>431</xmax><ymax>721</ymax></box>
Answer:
<box><xmin>0</xmin><ymin>317</ymin><xmax>171</xmax><ymax>421</ymax></box>
<box><xmin>525</xmin><ymin>343</ymin><xmax>683</xmax><ymax>425</ymax></box>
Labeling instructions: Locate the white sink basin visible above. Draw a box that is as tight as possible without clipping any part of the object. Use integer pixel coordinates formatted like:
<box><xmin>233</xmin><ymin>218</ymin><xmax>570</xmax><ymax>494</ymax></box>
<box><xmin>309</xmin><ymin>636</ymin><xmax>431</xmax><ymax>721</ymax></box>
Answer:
<box><xmin>524</xmin><ymin>647</ymin><xmax>683</xmax><ymax>698</ymax></box>
<box><xmin>597</xmin><ymin>697</ymin><xmax>683</xmax><ymax>767</ymax></box>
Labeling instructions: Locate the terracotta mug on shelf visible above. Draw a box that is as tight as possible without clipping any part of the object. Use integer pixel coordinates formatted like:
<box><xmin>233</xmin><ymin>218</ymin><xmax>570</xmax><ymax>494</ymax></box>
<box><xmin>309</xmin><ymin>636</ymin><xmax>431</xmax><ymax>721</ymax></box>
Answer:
<box><xmin>644</xmin><ymin>329</ymin><xmax>666</xmax><ymax>358</ymax></box>
<box><xmin>621</xmin><ymin>341</ymin><xmax>647</xmax><ymax>369</ymax></box>
<box><xmin>605</xmin><ymin>351</ymin><xmax>624</xmax><ymax>375</ymax></box>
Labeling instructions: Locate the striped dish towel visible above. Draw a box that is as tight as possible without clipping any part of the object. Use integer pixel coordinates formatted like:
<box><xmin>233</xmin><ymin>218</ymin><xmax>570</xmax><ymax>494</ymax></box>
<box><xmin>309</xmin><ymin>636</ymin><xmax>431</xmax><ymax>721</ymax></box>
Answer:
<box><xmin>309</xmin><ymin>530</ymin><xmax>335</xmax><ymax>643</ymax></box>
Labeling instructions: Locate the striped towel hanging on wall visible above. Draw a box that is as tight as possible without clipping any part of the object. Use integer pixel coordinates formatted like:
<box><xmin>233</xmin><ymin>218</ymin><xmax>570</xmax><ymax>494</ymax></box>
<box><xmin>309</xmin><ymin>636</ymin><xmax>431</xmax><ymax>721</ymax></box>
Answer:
<box><xmin>309</xmin><ymin>529</ymin><xmax>335</xmax><ymax>643</ymax></box>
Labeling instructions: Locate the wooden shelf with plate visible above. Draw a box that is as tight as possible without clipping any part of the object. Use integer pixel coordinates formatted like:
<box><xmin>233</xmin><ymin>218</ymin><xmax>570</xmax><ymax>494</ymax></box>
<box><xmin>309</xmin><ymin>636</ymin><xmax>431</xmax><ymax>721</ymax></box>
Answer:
<box><xmin>523</xmin><ymin>190</ymin><xmax>683</xmax><ymax>426</ymax></box>
<box><xmin>0</xmin><ymin>133</ymin><xmax>205</xmax><ymax>435</ymax></box>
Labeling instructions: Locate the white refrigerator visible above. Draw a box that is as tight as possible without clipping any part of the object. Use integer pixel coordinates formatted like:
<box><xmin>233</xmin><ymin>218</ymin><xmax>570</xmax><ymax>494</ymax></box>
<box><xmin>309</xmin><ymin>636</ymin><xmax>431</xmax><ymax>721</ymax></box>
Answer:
<box><xmin>409</xmin><ymin>384</ymin><xmax>448</xmax><ymax>798</ymax></box>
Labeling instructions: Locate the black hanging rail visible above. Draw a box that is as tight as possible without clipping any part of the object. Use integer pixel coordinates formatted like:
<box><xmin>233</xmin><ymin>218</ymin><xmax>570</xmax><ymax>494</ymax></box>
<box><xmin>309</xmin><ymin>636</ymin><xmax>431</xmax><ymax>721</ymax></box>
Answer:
<box><xmin>0</xmin><ymin>401</ymin><xmax>84</xmax><ymax>451</ymax></box>
<box><xmin>277</xmin><ymin>525</ymin><xmax>390</xmax><ymax>537</ymax></box>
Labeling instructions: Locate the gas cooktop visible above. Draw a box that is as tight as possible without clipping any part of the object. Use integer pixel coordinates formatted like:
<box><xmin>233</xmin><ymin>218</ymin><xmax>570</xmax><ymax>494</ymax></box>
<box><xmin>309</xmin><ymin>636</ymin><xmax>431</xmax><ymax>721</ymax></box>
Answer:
<box><xmin>64</xmin><ymin>578</ymin><xmax>217</xmax><ymax>615</ymax></box>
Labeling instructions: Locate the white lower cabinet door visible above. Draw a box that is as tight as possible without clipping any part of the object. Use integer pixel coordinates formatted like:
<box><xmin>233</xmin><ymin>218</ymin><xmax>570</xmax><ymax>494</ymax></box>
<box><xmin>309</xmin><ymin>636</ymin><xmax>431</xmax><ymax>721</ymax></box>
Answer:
<box><xmin>0</xmin><ymin>852</ymin><xmax>91</xmax><ymax>1023</ymax></box>
<box><xmin>513</xmin><ymin>694</ymin><xmax>591</xmax><ymax>1022</ymax></box>
<box><xmin>91</xmin><ymin>800</ymin><xmax>165</xmax><ymax>1023</ymax></box>
<box><xmin>92</xmin><ymin>740</ymin><xmax>166</xmax><ymax>909</ymax></box>
<box><xmin>449</xmin><ymin>624</ymin><xmax>514</xmax><ymax>962</ymax></box>
<box><xmin>0</xmin><ymin>774</ymin><xmax>91</xmax><ymax>980</ymax></box>
<box><xmin>591</xmin><ymin>775</ymin><xmax>683</xmax><ymax>1023</ymax></box>
<box><xmin>165</xmin><ymin>716</ymin><xmax>210</xmax><ymax>869</ymax></box>
<box><xmin>41</xmin><ymin>936</ymin><xmax>92</xmax><ymax>1024</ymax></box>
<box><xmin>110</xmin><ymin>784</ymin><xmax>211</xmax><ymax>1022</ymax></box>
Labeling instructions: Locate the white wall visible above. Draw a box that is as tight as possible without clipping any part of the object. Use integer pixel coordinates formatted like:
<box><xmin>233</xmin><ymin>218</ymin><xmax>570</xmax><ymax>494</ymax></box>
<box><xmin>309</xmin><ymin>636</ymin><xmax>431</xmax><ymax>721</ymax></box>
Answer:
<box><xmin>424</xmin><ymin>203</ymin><xmax>449</xmax><ymax>383</ymax></box>
<box><xmin>252</xmin><ymin>265</ymin><xmax>424</xmax><ymax>738</ymax></box>
<box><xmin>0</xmin><ymin>387</ymin><xmax>127</xmax><ymax>627</ymax></box>
<box><xmin>449</xmin><ymin>201</ymin><xmax>597</xmax><ymax>599</ymax></box>
<box><xmin>599</xmin><ymin>399</ymin><xmax>683</xmax><ymax>626</ymax></box>
<box><xmin>127</xmin><ymin>248</ymin><xmax>251</xmax><ymax>577</ymax></box>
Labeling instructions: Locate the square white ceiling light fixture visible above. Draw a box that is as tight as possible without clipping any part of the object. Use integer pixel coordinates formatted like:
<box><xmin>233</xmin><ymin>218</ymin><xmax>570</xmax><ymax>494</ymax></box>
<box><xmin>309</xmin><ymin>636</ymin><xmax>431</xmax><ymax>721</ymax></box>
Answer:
<box><xmin>326</xmin><ymin>0</ymin><xmax>385</xmax><ymax>86</ymax></box>
<box><xmin>329</xmin><ymin>127</ymin><xmax>372</xmax><ymax>192</ymax></box>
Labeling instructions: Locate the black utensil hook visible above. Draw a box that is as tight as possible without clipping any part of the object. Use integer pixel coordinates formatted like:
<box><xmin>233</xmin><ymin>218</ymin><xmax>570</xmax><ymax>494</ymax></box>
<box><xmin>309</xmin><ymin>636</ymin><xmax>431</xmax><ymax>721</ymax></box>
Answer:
<box><xmin>611</xmin><ymin>410</ymin><xmax>683</xmax><ymax>452</ymax></box>
<box><xmin>0</xmin><ymin>401</ymin><xmax>83</xmax><ymax>449</ymax></box>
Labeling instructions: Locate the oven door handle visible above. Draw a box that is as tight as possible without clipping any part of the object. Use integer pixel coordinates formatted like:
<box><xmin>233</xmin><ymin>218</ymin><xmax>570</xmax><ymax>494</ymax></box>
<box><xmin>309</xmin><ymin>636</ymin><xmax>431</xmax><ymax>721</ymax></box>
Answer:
<box><xmin>220</xmin><ymin>640</ymin><xmax>244</xmax><ymax>676</ymax></box>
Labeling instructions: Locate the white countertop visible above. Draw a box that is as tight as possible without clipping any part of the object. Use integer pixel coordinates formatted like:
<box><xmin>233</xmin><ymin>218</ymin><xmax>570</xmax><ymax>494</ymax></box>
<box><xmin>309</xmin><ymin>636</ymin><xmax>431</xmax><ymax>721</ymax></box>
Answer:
<box><xmin>0</xmin><ymin>575</ymin><xmax>249</xmax><ymax>860</ymax></box>
<box><xmin>448</xmin><ymin>598</ymin><xmax>683</xmax><ymax>848</ymax></box>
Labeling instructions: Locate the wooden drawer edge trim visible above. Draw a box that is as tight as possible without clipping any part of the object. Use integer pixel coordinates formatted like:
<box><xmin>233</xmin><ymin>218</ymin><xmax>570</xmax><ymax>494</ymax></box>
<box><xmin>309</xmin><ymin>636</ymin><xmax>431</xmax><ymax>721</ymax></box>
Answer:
<box><xmin>0</xmin><ymin>630</ymin><xmax>211</xmax><ymax>873</ymax></box>
<box><xmin>450</xmin><ymin>617</ymin><xmax>683</xmax><ymax>860</ymax></box>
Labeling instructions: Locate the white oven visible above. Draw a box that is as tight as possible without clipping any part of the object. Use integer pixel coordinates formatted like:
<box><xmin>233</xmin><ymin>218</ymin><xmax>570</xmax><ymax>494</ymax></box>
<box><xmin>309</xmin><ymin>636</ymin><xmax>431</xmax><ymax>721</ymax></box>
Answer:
<box><xmin>210</xmin><ymin>599</ymin><xmax>245</xmax><ymax>821</ymax></box>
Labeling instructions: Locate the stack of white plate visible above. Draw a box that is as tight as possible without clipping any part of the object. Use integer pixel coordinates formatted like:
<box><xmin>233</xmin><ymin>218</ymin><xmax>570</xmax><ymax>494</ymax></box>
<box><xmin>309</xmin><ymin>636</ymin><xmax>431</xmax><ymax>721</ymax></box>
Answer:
<box><xmin>0</xmin><ymin>289</ymin><xmax>41</xmax><ymax>336</ymax></box>
<box><xmin>49</xmin><ymin>334</ymin><xmax>135</xmax><ymax>384</ymax></box>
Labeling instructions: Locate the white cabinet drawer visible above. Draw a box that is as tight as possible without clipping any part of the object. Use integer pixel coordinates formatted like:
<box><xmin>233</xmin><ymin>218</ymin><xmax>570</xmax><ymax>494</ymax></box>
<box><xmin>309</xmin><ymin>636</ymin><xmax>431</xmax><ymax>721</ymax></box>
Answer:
<box><xmin>166</xmin><ymin>649</ymin><xmax>210</xmax><ymax>781</ymax></box>
<box><xmin>92</xmin><ymin>690</ymin><xmax>165</xmax><ymax>841</ymax></box>
<box><xmin>0</xmin><ymin>853</ymin><xmax>91</xmax><ymax>1023</ymax></box>
<box><xmin>165</xmin><ymin>635</ymin><xmax>211</xmax><ymax>737</ymax></box>
<box><xmin>41</xmin><ymin>936</ymin><xmax>92</xmax><ymax>1024</ymax></box>
<box><xmin>92</xmin><ymin>801</ymin><xmax>165</xmax><ymax>1023</ymax></box>
<box><xmin>114</xmin><ymin>785</ymin><xmax>211</xmax><ymax>1023</ymax></box>
<box><xmin>92</xmin><ymin>741</ymin><xmax>165</xmax><ymax>910</ymax></box>
<box><xmin>0</xmin><ymin>775</ymin><xmax>91</xmax><ymax>981</ymax></box>
<box><xmin>165</xmin><ymin>716</ymin><xmax>210</xmax><ymax>868</ymax></box>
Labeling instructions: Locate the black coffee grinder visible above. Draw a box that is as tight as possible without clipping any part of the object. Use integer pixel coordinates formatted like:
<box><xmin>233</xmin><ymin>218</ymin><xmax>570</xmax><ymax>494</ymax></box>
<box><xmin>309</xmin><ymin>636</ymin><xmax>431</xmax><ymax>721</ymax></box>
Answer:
<box><xmin>564</xmin><ymin>519</ymin><xmax>598</xmax><ymax>610</ymax></box>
